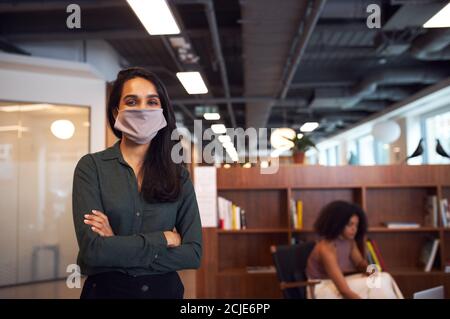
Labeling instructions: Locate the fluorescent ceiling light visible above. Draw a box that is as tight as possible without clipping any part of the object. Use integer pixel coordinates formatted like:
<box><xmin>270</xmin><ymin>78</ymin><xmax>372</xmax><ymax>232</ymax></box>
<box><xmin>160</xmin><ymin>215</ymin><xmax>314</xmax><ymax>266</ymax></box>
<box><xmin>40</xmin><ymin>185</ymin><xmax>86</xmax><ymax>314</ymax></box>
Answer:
<box><xmin>211</xmin><ymin>124</ymin><xmax>226</xmax><ymax>134</ymax></box>
<box><xmin>300</xmin><ymin>122</ymin><xmax>319</xmax><ymax>132</ymax></box>
<box><xmin>243</xmin><ymin>162</ymin><xmax>251</xmax><ymax>168</ymax></box>
<box><xmin>260</xmin><ymin>160</ymin><xmax>269</xmax><ymax>168</ymax></box>
<box><xmin>204</xmin><ymin>112</ymin><xmax>220</xmax><ymax>120</ymax></box>
<box><xmin>176</xmin><ymin>72</ymin><xmax>208</xmax><ymax>94</ymax></box>
<box><xmin>223</xmin><ymin>164</ymin><xmax>231</xmax><ymax>169</ymax></box>
<box><xmin>423</xmin><ymin>3</ymin><xmax>450</xmax><ymax>28</ymax></box>
<box><xmin>126</xmin><ymin>0</ymin><xmax>180</xmax><ymax>35</ymax></box>
<box><xmin>218</xmin><ymin>135</ymin><xmax>231</xmax><ymax>143</ymax></box>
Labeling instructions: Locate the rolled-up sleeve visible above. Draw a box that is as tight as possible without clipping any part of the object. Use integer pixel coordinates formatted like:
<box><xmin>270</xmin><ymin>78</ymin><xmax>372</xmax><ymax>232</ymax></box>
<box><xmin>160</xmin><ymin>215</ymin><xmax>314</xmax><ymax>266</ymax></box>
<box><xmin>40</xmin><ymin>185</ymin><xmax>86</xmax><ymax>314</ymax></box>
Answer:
<box><xmin>151</xmin><ymin>168</ymin><xmax>203</xmax><ymax>272</ymax></box>
<box><xmin>72</xmin><ymin>154</ymin><xmax>168</xmax><ymax>269</ymax></box>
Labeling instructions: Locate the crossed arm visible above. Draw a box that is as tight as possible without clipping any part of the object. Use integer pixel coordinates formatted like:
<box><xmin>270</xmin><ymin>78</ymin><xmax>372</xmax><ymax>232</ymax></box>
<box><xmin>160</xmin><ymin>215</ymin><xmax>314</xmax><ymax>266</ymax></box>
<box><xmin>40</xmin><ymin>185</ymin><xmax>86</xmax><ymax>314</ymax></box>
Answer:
<box><xmin>72</xmin><ymin>154</ymin><xmax>202</xmax><ymax>271</ymax></box>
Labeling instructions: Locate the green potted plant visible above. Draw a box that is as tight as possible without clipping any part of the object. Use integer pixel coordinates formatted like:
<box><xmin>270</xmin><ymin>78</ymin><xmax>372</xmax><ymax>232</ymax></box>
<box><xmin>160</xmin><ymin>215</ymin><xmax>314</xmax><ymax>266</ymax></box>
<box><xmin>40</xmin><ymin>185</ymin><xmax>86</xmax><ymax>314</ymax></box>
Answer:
<box><xmin>284</xmin><ymin>134</ymin><xmax>317</xmax><ymax>164</ymax></box>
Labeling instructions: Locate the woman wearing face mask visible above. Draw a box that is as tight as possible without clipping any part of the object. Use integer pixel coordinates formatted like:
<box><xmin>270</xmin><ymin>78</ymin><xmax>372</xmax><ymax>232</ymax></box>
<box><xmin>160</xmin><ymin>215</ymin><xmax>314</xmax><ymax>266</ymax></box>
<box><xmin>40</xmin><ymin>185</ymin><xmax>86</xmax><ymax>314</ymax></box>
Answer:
<box><xmin>72</xmin><ymin>67</ymin><xmax>202</xmax><ymax>299</ymax></box>
<box><xmin>306</xmin><ymin>201</ymin><xmax>403</xmax><ymax>299</ymax></box>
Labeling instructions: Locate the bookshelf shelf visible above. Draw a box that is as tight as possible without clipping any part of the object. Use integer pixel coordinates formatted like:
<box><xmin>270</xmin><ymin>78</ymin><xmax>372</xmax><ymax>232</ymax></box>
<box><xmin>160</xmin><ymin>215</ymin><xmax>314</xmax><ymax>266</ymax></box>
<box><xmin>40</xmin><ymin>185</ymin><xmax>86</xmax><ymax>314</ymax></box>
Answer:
<box><xmin>196</xmin><ymin>165</ymin><xmax>450</xmax><ymax>299</ymax></box>
<box><xmin>291</xmin><ymin>228</ymin><xmax>315</xmax><ymax>233</ymax></box>
<box><xmin>218</xmin><ymin>228</ymin><xmax>289</xmax><ymax>234</ymax></box>
<box><xmin>292</xmin><ymin>227</ymin><xmax>442</xmax><ymax>233</ymax></box>
<box><xmin>218</xmin><ymin>268</ymin><xmax>277</xmax><ymax>276</ymax></box>
<box><xmin>368</xmin><ymin>227</ymin><xmax>442</xmax><ymax>233</ymax></box>
<box><xmin>389</xmin><ymin>267</ymin><xmax>444</xmax><ymax>276</ymax></box>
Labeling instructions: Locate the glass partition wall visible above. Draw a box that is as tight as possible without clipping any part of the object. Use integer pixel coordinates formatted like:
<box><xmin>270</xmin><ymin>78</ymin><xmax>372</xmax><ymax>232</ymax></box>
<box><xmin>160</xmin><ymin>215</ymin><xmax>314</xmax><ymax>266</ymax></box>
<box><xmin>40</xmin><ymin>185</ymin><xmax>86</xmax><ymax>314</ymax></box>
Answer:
<box><xmin>0</xmin><ymin>102</ymin><xmax>89</xmax><ymax>286</ymax></box>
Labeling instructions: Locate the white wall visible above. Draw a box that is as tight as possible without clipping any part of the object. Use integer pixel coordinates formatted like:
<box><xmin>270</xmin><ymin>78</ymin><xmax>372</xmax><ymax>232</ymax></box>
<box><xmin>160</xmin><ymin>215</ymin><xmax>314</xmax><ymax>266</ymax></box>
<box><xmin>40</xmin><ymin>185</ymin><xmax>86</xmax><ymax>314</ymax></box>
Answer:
<box><xmin>16</xmin><ymin>39</ymin><xmax>124</xmax><ymax>82</ymax></box>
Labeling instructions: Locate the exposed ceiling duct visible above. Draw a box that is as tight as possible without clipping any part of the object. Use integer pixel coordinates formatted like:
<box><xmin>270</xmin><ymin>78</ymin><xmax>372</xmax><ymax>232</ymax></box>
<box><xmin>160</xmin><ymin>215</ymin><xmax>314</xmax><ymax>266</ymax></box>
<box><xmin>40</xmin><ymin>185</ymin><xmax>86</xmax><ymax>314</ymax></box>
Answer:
<box><xmin>172</xmin><ymin>96</ymin><xmax>308</xmax><ymax>107</ymax></box>
<box><xmin>347</xmin><ymin>68</ymin><xmax>447</xmax><ymax>106</ymax></box>
<box><xmin>309</xmin><ymin>68</ymin><xmax>447</xmax><ymax>110</ymax></box>
<box><xmin>409</xmin><ymin>28</ymin><xmax>450</xmax><ymax>60</ymax></box>
<box><xmin>364</xmin><ymin>87</ymin><xmax>416</xmax><ymax>101</ymax></box>
<box><xmin>242</xmin><ymin>0</ymin><xmax>326</xmax><ymax>129</ymax></box>
<box><xmin>320</xmin><ymin>0</ymin><xmax>382</xmax><ymax>19</ymax></box>
<box><xmin>2</xmin><ymin>0</ymin><xmax>450</xmax><ymax>140</ymax></box>
<box><xmin>174</xmin><ymin>0</ymin><xmax>237</xmax><ymax>127</ymax></box>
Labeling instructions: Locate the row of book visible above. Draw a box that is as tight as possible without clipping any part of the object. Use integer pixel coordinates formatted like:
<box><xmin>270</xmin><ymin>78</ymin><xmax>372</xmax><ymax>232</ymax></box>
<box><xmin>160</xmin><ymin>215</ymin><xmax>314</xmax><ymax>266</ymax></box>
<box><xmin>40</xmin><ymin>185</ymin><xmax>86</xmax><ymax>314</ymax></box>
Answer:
<box><xmin>366</xmin><ymin>237</ymin><xmax>439</xmax><ymax>272</ymax></box>
<box><xmin>217</xmin><ymin>196</ymin><xmax>247</xmax><ymax>230</ymax></box>
<box><xmin>382</xmin><ymin>196</ymin><xmax>449</xmax><ymax>229</ymax></box>
<box><xmin>425</xmin><ymin>196</ymin><xmax>449</xmax><ymax>227</ymax></box>
<box><xmin>366</xmin><ymin>239</ymin><xmax>386</xmax><ymax>272</ymax></box>
<box><xmin>289</xmin><ymin>199</ymin><xmax>303</xmax><ymax>230</ymax></box>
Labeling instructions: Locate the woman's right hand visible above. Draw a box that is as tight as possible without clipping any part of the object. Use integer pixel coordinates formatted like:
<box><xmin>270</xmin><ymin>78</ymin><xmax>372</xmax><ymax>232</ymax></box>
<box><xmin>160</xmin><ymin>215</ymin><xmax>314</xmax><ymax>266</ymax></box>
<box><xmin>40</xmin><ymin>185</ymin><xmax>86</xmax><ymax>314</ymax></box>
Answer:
<box><xmin>164</xmin><ymin>230</ymin><xmax>181</xmax><ymax>248</ymax></box>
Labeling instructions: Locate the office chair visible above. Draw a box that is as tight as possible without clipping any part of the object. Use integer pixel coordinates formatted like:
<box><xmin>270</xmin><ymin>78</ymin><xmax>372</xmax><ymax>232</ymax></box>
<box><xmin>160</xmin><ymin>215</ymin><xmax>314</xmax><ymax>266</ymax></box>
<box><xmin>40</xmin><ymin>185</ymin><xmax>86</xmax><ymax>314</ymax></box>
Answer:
<box><xmin>270</xmin><ymin>242</ymin><xmax>321</xmax><ymax>299</ymax></box>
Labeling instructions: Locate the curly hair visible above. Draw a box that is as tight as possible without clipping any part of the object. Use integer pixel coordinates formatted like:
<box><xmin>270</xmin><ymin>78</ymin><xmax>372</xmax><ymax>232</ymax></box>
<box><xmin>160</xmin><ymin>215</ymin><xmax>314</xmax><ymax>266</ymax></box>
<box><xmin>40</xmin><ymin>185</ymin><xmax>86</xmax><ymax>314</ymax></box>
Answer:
<box><xmin>314</xmin><ymin>200</ymin><xmax>368</xmax><ymax>253</ymax></box>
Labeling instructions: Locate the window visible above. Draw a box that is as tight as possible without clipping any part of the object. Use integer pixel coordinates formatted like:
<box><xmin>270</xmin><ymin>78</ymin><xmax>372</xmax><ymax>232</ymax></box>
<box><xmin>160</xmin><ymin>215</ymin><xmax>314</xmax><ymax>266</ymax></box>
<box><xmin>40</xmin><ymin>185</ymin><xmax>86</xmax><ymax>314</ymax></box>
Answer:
<box><xmin>421</xmin><ymin>107</ymin><xmax>450</xmax><ymax>164</ymax></box>
<box><xmin>347</xmin><ymin>140</ymin><xmax>359</xmax><ymax>165</ymax></box>
<box><xmin>357</xmin><ymin>135</ymin><xmax>375</xmax><ymax>166</ymax></box>
<box><xmin>318</xmin><ymin>149</ymin><xmax>327</xmax><ymax>166</ymax></box>
<box><xmin>374</xmin><ymin>141</ymin><xmax>390</xmax><ymax>165</ymax></box>
<box><xmin>326</xmin><ymin>145</ymin><xmax>338</xmax><ymax>166</ymax></box>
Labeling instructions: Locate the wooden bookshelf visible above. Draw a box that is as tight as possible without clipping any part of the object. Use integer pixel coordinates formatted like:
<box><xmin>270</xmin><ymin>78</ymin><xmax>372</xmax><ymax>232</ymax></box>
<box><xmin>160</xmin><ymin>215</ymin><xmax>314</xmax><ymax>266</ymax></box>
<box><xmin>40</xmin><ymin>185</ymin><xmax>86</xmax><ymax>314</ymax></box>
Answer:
<box><xmin>195</xmin><ymin>165</ymin><xmax>450</xmax><ymax>299</ymax></box>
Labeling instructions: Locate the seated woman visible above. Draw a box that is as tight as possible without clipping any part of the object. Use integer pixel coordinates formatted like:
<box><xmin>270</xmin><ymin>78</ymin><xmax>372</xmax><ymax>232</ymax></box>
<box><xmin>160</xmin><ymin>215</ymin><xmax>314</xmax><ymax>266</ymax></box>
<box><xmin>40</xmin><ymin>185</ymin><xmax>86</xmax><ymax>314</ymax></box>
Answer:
<box><xmin>306</xmin><ymin>201</ymin><xmax>403</xmax><ymax>299</ymax></box>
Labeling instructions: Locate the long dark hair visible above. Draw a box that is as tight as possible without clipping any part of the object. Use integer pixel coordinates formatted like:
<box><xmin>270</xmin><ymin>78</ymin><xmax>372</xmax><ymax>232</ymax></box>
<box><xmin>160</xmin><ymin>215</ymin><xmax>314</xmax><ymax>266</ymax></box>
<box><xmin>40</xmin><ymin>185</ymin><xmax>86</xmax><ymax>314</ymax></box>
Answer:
<box><xmin>314</xmin><ymin>200</ymin><xmax>368</xmax><ymax>254</ymax></box>
<box><xmin>107</xmin><ymin>67</ymin><xmax>182</xmax><ymax>203</ymax></box>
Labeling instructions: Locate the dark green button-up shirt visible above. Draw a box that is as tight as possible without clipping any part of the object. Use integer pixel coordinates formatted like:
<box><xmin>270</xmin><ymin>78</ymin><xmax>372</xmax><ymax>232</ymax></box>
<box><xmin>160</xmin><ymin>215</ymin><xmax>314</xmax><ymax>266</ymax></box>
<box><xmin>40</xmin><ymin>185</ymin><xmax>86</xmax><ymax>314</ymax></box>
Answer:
<box><xmin>72</xmin><ymin>140</ymin><xmax>202</xmax><ymax>276</ymax></box>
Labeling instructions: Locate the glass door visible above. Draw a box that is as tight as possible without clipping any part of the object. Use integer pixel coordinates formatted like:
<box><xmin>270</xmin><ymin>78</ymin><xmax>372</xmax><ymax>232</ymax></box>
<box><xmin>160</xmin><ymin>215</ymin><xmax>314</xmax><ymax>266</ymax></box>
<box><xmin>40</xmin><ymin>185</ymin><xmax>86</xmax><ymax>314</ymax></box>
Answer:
<box><xmin>0</xmin><ymin>102</ymin><xmax>89</xmax><ymax>286</ymax></box>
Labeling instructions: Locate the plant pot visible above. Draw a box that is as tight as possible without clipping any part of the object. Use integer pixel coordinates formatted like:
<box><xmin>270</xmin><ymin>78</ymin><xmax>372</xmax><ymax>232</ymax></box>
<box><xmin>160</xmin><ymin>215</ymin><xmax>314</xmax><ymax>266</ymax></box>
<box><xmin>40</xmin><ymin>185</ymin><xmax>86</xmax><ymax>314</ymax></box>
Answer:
<box><xmin>293</xmin><ymin>151</ymin><xmax>305</xmax><ymax>164</ymax></box>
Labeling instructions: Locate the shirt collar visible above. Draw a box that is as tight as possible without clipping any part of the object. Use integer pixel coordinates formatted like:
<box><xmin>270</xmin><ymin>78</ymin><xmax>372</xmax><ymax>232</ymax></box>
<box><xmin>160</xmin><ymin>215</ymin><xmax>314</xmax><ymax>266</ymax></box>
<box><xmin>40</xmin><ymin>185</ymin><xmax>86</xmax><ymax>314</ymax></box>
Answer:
<box><xmin>101</xmin><ymin>140</ymin><xmax>123</xmax><ymax>161</ymax></box>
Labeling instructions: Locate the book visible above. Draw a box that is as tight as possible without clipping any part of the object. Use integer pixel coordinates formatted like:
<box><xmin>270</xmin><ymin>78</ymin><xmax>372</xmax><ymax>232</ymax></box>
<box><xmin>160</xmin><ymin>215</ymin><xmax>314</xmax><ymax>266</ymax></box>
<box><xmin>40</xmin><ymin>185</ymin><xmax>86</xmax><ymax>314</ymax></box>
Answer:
<box><xmin>296</xmin><ymin>200</ymin><xmax>303</xmax><ymax>230</ymax></box>
<box><xmin>290</xmin><ymin>198</ymin><xmax>297</xmax><ymax>229</ymax></box>
<box><xmin>217</xmin><ymin>196</ymin><xmax>226</xmax><ymax>229</ymax></box>
<box><xmin>246</xmin><ymin>266</ymin><xmax>276</xmax><ymax>274</ymax></box>
<box><xmin>231</xmin><ymin>204</ymin><xmax>242</xmax><ymax>230</ymax></box>
<box><xmin>366</xmin><ymin>249</ymin><xmax>375</xmax><ymax>265</ymax></box>
<box><xmin>369</xmin><ymin>239</ymin><xmax>387</xmax><ymax>271</ymax></box>
<box><xmin>425</xmin><ymin>195</ymin><xmax>438</xmax><ymax>227</ymax></box>
<box><xmin>240</xmin><ymin>209</ymin><xmax>247</xmax><ymax>229</ymax></box>
<box><xmin>289</xmin><ymin>198</ymin><xmax>303</xmax><ymax>229</ymax></box>
<box><xmin>440</xmin><ymin>198</ymin><xmax>449</xmax><ymax>228</ymax></box>
<box><xmin>420</xmin><ymin>238</ymin><xmax>440</xmax><ymax>272</ymax></box>
<box><xmin>366</xmin><ymin>240</ymin><xmax>382</xmax><ymax>272</ymax></box>
<box><xmin>217</xmin><ymin>196</ymin><xmax>246</xmax><ymax>230</ymax></box>
<box><xmin>384</xmin><ymin>222</ymin><xmax>421</xmax><ymax>229</ymax></box>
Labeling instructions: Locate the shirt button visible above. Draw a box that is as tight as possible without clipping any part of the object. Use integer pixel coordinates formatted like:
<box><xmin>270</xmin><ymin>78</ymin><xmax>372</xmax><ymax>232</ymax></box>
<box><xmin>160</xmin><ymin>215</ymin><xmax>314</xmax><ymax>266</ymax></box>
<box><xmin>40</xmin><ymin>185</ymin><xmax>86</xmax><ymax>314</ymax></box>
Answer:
<box><xmin>154</xmin><ymin>254</ymin><xmax>158</xmax><ymax>259</ymax></box>
<box><xmin>141</xmin><ymin>285</ymin><xmax>149</xmax><ymax>292</ymax></box>
<box><xmin>136</xmin><ymin>211</ymin><xmax>140</xmax><ymax>217</ymax></box>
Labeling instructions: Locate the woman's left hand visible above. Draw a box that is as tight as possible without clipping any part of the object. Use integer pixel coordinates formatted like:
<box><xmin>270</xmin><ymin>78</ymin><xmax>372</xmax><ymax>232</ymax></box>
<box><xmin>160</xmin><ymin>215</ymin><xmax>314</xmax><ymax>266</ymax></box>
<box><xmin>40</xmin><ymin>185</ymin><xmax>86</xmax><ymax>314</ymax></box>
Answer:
<box><xmin>84</xmin><ymin>210</ymin><xmax>114</xmax><ymax>237</ymax></box>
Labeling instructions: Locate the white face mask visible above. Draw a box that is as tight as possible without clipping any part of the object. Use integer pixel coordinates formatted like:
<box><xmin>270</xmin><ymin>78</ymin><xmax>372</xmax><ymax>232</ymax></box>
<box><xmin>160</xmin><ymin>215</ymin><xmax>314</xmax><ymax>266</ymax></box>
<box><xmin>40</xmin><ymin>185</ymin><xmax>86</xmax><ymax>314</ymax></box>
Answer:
<box><xmin>114</xmin><ymin>108</ymin><xmax>167</xmax><ymax>144</ymax></box>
